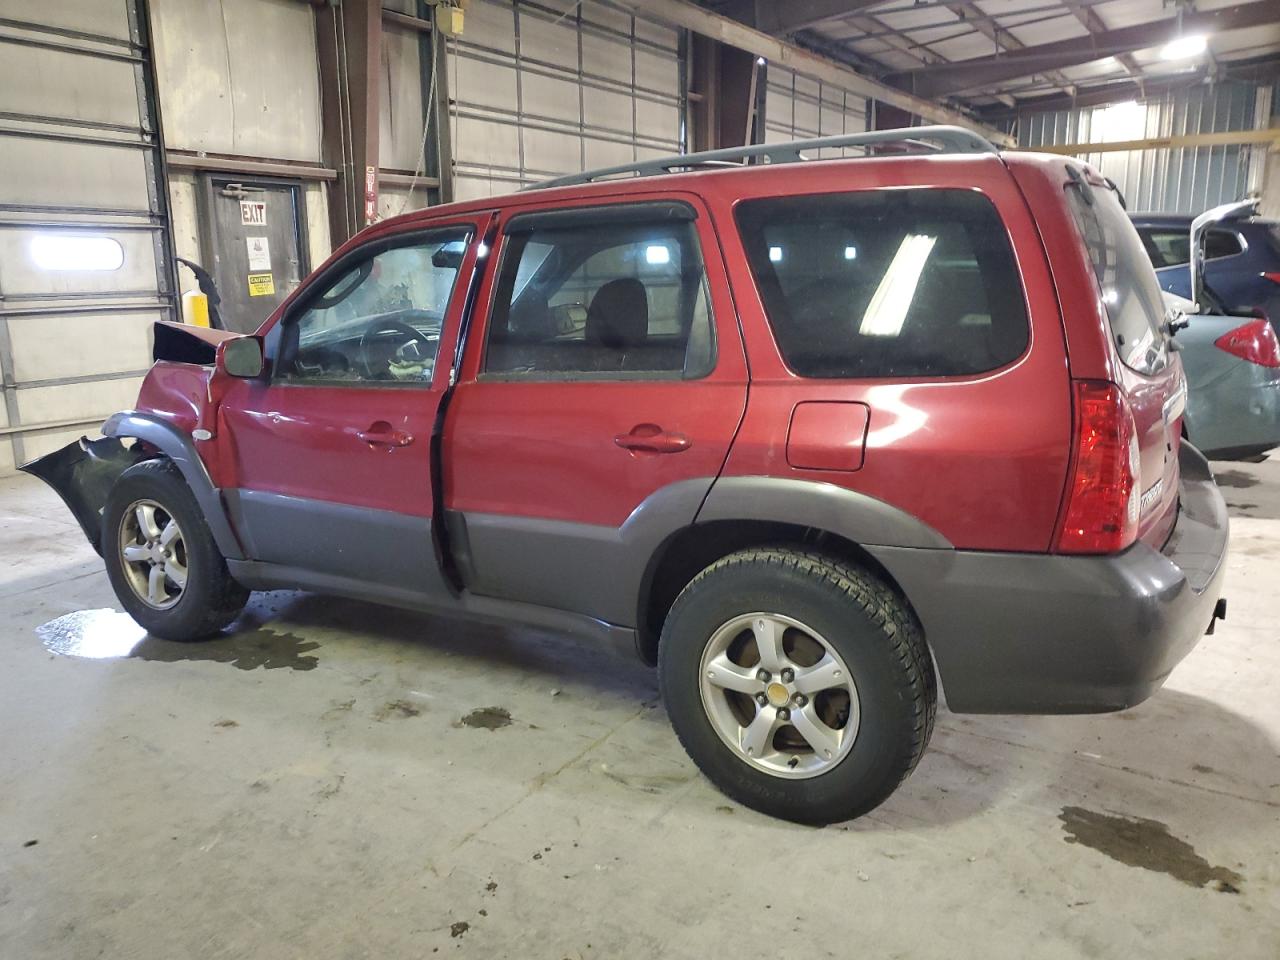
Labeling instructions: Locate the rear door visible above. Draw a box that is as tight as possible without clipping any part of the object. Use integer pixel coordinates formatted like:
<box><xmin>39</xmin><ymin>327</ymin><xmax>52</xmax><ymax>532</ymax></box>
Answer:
<box><xmin>216</xmin><ymin>217</ymin><xmax>488</xmax><ymax>605</ymax></box>
<box><xmin>441</xmin><ymin>194</ymin><xmax>748</xmax><ymax>627</ymax></box>
<box><xmin>1066</xmin><ymin>178</ymin><xmax>1183</xmax><ymax>547</ymax></box>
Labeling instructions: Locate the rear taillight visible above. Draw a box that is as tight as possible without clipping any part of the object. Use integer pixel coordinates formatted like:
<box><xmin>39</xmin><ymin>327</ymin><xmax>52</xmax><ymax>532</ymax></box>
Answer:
<box><xmin>1056</xmin><ymin>381</ymin><xmax>1140</xmax><ymax>555</ymax></box>
<box><xmin>1262</xmin><ymin>272</ymin><xmax>1280</xmax><ymax>286</ymax></box>
<box><xmin>1214</xmin><ymin>318</ymin><xmax>1280</xmax><ymax>368</ymax></box>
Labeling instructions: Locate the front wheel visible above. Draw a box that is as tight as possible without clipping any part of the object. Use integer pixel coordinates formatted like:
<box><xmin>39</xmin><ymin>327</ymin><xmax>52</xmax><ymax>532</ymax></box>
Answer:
<box><xmin>102</xmin><ymin>459</ymin><xmax>249</xmax><ymax>640</ymax></box>
<box><xmin>659</xmin><ymin>548</ymin><xmax>936</xmax><ymax>824</ymax></box>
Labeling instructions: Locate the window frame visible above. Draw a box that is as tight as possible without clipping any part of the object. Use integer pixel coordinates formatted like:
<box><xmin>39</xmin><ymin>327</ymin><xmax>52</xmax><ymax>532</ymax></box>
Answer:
<box><xmin>265</xmin><ymin>223</ymin><xmax>476</xmax><ymax>390</ymax></box>
<box><xmin>477</xmin><ymin>200</ymin><xmax>718</xmax><ymax>383</ymax></box>
<box><xmin>732</xmin><ymin>186</ymin><xmax>1034</xmax><ymax>382</ymax></box>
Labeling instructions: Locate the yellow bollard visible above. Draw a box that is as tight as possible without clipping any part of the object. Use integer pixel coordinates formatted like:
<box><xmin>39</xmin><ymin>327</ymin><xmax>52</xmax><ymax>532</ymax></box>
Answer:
<box><xmin>181</xmin><ymin>289</ymin><xmax>210</xmax><ymax>327</ymax></box>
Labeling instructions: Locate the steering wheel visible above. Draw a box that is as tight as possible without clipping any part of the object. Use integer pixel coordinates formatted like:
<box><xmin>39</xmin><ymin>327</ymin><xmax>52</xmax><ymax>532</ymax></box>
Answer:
<box><xmin>357</xmin><ymin>316</ymin><xmax>427</xmax><ymax>379</ymax></box>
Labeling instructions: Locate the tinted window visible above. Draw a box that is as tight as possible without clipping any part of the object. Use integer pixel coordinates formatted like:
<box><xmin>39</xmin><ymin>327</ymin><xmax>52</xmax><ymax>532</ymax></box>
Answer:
<box><xmin>278</xmin><ymin>227</ymin><xmax>471</xmax><ymax>386</ymax></box>
<box><xmin>1067</xmin><ymin>186</ymin><xmax>1168</xmax><ymax>376</ymax></box>
<box><xmin>734</xmin><ymin>189</ymin><xmax>1028</xmax><ymax>379</ymax></box>
<box><xmin>1205</xmin><ymin>229</ymin><xmax>1243</xmax><ymax>260</ymax></box>
<box><xmin>484</xmin><ymin>212</ymin><xmax>714</xmax><ymax>379</ymax></box>
<box><xmin>1140</xmin><ymin>228</ymin><xmax>1191</xmax><ymax>268</ymax></box>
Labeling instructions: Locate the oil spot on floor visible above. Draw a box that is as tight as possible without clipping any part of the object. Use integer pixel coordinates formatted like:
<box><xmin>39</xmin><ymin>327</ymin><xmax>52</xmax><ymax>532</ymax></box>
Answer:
<box><xmin>458</xmin><ymin>706</ymin><xmax>512</xmax><ymax>730</ymax></box>
<box><xmin>213</xmin><ymin>718</ymin><xmax>239</xmax><ymax>728</ymax></box>
<box><xmin>1192</xmin><ymin>763</ymin><xmax>1215</xmax><ymax>774</ymax></box>
<box><xmin>449</xmin><ymin>921</ymin><xmax>469</xmax><ymax>938</ymax></box>
<box><xmin>1059</xmin><ymin>807</ymin><xmax>1244</xmax><ymax>892</ymax></box>
<box><xmin>37</xmin><ymin>610</ymin><xmax>319</xmax><ymax>671</ymax></box>
<box><xmin>375</xmin><ymin>699</ymin><xmax>421</xmax><ymax>721</ymax></box>
<box><xmin>1213</xmin><ymin>469</ymin><xmax>1259</xmax><ymax>489</ymax></box>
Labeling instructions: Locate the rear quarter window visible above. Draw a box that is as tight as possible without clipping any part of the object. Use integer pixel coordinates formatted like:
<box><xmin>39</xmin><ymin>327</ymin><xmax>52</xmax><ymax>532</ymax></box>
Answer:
<box><xmin>734</xmin><ymin>189</ymin><xmax>1029</xmax><ymax>379</ymax></box>
<box><xmin>1067</xmin><ymin>184</ymin><xmax>1169</xmax><ymax>376</ymax></box>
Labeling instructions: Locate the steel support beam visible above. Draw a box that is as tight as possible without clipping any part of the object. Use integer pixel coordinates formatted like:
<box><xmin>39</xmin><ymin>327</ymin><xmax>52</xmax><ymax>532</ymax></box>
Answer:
<box><xmin>887</xmin><ymin>3</ymin><xmax>1280</xmax><ymax>99</ymax></box>
<box><xmin>316</xmin><ymin>0</ymin><xmax>382</xmax><ymax>245</ymax></box>
<box><xmin>608</xmin><ymin>0</ymin><xmax>1014</xmax><ymax>145</ymax></box>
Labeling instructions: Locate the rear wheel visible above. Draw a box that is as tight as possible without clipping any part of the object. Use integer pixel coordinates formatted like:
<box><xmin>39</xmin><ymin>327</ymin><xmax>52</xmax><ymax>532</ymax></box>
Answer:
<box><xmin>102</xmin><ymin>459</ymin><xmax>248</xmax><ymax>640</ymax></box>
<box><xmin>659</xmin><ymin>547</ymin><xmax>935</xmax><ymax>824</ymax></box>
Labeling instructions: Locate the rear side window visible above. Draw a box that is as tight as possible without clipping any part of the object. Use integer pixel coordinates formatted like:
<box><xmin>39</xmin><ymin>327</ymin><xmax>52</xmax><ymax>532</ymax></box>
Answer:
<box><xmin>735</xmin><ymin>189</ymin><xmax>1029</xmax><ymax>379</ymax></box>
<box><xmin>1205</xmin><ymin>229</ymin><xmax>1243</xmax><ymax>260</ymax></box>
<box><xmin>1067</xmin><ymin>184</ymin><xmax>1168</xmax><ymax>376</ymax></box>
<box><xmin>1140</xmin><ymin>227</ymin><xmax>1242</xmax><ymax>268</ymax></box>
<box><xmin>483</xmin><ymin>209</ymin><xmax>715</xmax><ymax>380</ymax></box>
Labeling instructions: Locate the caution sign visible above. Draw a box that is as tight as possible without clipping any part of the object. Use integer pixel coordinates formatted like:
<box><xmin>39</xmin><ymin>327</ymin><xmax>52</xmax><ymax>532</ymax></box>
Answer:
<box><xmin>247</xmin><ymin>273</ymin><xmax>275</xmax><ymax>297</ymax></box>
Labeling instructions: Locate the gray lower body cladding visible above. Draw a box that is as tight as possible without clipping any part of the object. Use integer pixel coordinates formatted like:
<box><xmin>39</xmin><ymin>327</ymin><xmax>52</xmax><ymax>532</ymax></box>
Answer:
<box><xmin>871</xmin><ymin>444</ymin><xmax>1229</xmax><ymax>714</ymax></box>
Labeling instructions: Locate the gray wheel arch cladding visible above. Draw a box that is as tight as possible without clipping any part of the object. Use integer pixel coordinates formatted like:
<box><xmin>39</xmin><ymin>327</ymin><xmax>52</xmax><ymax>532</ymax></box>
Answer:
<box><xmin>101</xmin><ymin>411</ymin><xmax>245</xmax><ymax>561</ymax></box>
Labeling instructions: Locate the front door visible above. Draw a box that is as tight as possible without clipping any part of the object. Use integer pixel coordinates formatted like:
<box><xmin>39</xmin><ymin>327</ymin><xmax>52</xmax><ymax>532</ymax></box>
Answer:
<box><xmin>442</xmin><ymin>195</ymin><xmax>748</xmax><ymax>627</ymax></box>
<box><xmin>218</xmin><ymin>218</ymin><xmax>487</xmax><ymax>605</ymax></box>
<box><xmin>204</xmin><ymin>177</ymin><xmax>309</xmax><ymax>333</ymax></box>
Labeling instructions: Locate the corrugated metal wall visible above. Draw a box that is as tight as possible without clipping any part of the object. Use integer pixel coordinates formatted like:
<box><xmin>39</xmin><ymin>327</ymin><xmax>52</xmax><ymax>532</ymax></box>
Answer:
<box><xmin>1017</xmin><ymin>82</ymin><xmax>1270</xmax><ymax>214</ymax></box>
<box><xmin>447</xmin><ymin>0</ymin><xmax>684</xmax><ymax>200</ymax></box>
<box><xmin>764</xmin><ymin>66</ymin><xmax>869</xmax><ymax>154</ymax></box>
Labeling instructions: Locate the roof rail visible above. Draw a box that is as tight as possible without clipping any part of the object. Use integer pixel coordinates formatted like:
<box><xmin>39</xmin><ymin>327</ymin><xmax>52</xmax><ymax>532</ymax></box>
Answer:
<box><xmin>530</xmin><ymin>125</ymin><xmax>999</xmax><ymax>190</ymax></box>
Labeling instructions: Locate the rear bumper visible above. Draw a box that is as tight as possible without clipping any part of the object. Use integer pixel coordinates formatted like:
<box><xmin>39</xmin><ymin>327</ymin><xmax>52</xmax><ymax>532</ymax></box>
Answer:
<box><xmin>870</xmin><ymin>444</ymin><xmax>1229</xmax><ymax>714</ymax></box>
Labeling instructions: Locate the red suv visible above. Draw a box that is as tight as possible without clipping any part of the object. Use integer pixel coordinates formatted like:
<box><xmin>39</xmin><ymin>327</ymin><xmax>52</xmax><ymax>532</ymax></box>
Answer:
<box><xmin>28</xmin><ymin>127</ymin><xmax>1228</xmax><ymax>824</ymax></box>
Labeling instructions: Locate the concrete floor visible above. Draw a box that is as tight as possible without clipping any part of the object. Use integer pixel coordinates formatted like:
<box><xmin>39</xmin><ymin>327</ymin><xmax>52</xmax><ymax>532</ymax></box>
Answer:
<box><xmin>1</xmin><ymin>460</ymin><xmax>1278</xmax><ymax>960</ymax></box>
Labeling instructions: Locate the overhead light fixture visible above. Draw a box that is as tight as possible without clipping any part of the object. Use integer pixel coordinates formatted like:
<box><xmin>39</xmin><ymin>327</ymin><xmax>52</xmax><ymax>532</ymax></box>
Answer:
<box><xmin>859</xmin><ymin>234</ymin><xmax>937</xmax><ymax>337</ymax></box>
<box><xmin>756</xmin><ymin>57</ymin><xmax>766</xmax><ymax>66</ymax></box>
<box><xmin>644</xmin><ymin>244</ymin><xmax>670</xmax><ymax>265</ymax></box>
<box><xmin>768</xmin><ymin>246</ymin><xmax>783</xmax><ymax>262</ymax></box>
<box><xmin>1160</xmin><ymin>34</ymin><xmax>1207</xmax><ymax>60</ymax></box>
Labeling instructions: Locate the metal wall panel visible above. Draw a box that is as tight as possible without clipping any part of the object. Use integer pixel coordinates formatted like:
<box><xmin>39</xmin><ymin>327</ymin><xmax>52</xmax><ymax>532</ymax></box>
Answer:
<box><xmin>1017</xmin><ymin>82</ymin><xmax>1269</xmax><ymax>214</ymax></box>
<box><xmin>764</xmin><ymin>65</ymin><xmax>869</xmax><ymax>157</ymax></box>
<box><xmin>150</xmin><ymin>0</ymin><xmax>322</xmax><ymax>162</ymax></box>
<box><xmin>0</xmin><ymin>1</ymin><xmax>174</xmax><ymax>474</ymax></box>
<box><xmin>449</xmin><ymin>0</ymin><xmax>684</xmax><ymax>200</ymax></box>
<box><xmin>380</xmin><ymin>22</ymin><xmax>428</xmax><ymax>171</ymax></box>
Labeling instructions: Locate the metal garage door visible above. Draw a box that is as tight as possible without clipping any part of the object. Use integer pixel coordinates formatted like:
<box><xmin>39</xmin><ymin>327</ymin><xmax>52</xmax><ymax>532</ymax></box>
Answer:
<box><xmin>447</xmin><ymin>0</ymin><xmax>684</xmax><ymax>200</ymax></box>
<box><xmin>0</xmin><ymin>0</ymin><xmax>174</xmax><ymax>474</ymax></box>
<box><xmin>765</xmin><ymin>66</ymin><xmax>869</xmax><ymax>157</ymax></box>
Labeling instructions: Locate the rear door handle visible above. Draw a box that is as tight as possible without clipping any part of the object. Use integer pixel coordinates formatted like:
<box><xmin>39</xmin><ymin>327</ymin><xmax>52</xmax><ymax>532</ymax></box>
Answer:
<box><xmin>614</xmin><ymin>424</ymin><xmax>692</xmax><ymax>454</ymax></box>
<box><xmin>357</xmin><ymin>421</ymin><xmax>414</xmax><ymax>447</ymax></box>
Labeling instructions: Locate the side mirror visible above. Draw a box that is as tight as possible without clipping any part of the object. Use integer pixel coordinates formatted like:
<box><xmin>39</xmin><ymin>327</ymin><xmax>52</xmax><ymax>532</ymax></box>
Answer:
<box><xmin>218</xmin><ymin>336</ymin><xmax>264</xmax><ymax>378</ymax></box>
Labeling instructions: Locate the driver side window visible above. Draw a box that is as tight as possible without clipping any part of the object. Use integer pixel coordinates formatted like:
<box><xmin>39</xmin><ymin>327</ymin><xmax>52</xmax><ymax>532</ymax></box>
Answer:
<box><xmin>277</xmin><ymin>227</ymin><xmax>472</xmax><ymax>387</ymax></box>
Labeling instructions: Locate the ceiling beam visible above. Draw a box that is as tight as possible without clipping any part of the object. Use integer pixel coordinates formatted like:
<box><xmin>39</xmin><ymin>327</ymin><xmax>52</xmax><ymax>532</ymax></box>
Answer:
<box><xmin>724</xmin><ymin>0</ymin><xmax>894</xmax><ymax>36</ymax></box>
<box><xmin>973</xmin><ymin>56</ymin><xmax>1280</xmax><ymax>119</ymax></box>
<box><xmin>885</xmin><ymin>3</ymin><xmax>1280</xmax><ymax>98</ymax></box>
<box><xmin>608</xmin><ymin>0</ymin><xmax>1016</xmax><ymax>144</ymax></box>
<box><xmin>1058</xmin><ymin>0</ymin><xmax>1142</xmax><ymax>79</ymax></box>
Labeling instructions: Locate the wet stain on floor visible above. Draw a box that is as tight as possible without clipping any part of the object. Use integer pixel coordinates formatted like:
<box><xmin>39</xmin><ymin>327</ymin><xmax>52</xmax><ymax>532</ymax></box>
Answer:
<box><xmin>374</xmin><ymin>699</ymin><xmax>421</xmax><ymax>721</ymax></box>
<box><xmin>458</xmin><ymin>706</ymin><xmax>512</xmax><ymax>730</ymax></box>
<box><xmin>37</xmin><ymin>610</ymin><xmax>319</xmax><ymax>671</ymax></box>
<box><xmin>1059</xmin><ymin>807</ymin><xmax>1244</xmax><ymax>892</ymax></box>
<box><xmin>1213</xmin><ymin>469</ymin><xmax>1259</xmax><ymax>489</ymax></box>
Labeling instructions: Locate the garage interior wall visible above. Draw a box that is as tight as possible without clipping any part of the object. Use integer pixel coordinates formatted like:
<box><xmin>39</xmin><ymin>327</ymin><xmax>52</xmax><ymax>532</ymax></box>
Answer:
<box><xmin>150</xmin><ymin>0</ymin><xmax>331</xmax><ymax>300</ymax></box>
<box><xmin>764</xmin><ymin>66</ymin><xmax>870</xmax><ymax>157</ymax></box>
<box><xmin>0</xmin><ymin>0</ymin><xmax>174</xmax><ymax>473</ymax></box>
<box><xmin>447</xmin><ymin>0</ymin><xmax>685</xmax><ymax>200</ymax></box>
<box><xmin>1017</xmin><ymin>82</ymin><xmax>1272</xmax><ymax>214</ymax></box>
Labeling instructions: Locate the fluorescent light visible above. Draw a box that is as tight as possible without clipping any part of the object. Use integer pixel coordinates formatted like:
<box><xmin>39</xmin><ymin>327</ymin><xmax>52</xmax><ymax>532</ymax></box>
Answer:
<box><xmin>645</xmin><ymin>244</ymin><xmax>670</xmax><ymax>265</ymax></box>
<box><xmin>1160</xmin><ymin>35</ymin><xmax>1207</xmax><ymax>60</ymax></box>
<box><xmin>30</xmin><ymin>234</ymin><xmax>123</xmax><ymax>271</ymax></box>
<box><xmin>859</xmin><ymin>234</ymin><xmax>937</xmax><ymax>337</ymax></box>
<box><xmin>769</xmin><ymin>246</ymin><xmax>783</xmax><ymax>262</ymax></box>
<box><xmin>844</xmin><ymin>246</ymin><xmax>858</xmax><ymax>260</ymax></box>
<box><xmin>756</xmin><ymin>57</ymin><xmax>766</xmax><ymax>66</ymax></box>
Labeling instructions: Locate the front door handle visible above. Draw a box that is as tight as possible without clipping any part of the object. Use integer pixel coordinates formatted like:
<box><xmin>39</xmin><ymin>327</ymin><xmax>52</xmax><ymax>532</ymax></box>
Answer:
<box><xmin>614</xmin><ymin>424</ymin><xmax>692</xmax><ymax>454</ymax></box>
<box><xmin>357</xmin><ymin>421</ymin><xmax>414</xmax><ymax>447</ymax></box>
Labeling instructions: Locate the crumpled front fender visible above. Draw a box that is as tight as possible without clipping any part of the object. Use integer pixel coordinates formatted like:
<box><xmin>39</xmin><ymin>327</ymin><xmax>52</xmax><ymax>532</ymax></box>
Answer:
<box><xmin>20</xmin><ymin>436</ymin><xmax>143</xmax><ymax>555</ymax></box>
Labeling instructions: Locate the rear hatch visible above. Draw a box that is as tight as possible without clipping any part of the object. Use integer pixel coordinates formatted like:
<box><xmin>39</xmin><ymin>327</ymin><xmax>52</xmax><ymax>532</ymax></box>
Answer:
<box><xmin>1064</xmin><ymin>172</ymin><xmax>1183</xmax><ymax>549</ymax></box>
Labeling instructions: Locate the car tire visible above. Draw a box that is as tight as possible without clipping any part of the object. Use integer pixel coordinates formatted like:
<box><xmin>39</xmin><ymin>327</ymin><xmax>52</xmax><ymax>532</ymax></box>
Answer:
<box><xmin>659</xmin><ymin>547</ymin><xmax>936</xmax><ymax>825</ymax></box>
<box><xmin>102</xmin><ymin>458</ymin><xmax>249</xmax><ymax>641</ymax></box>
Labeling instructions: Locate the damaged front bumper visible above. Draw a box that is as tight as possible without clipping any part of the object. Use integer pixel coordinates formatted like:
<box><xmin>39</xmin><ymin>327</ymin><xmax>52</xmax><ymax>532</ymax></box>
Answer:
<box><xmin>21</xmin><ymin>436</ymin><xmax>143</xmax><ymax>555</ymax></box>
